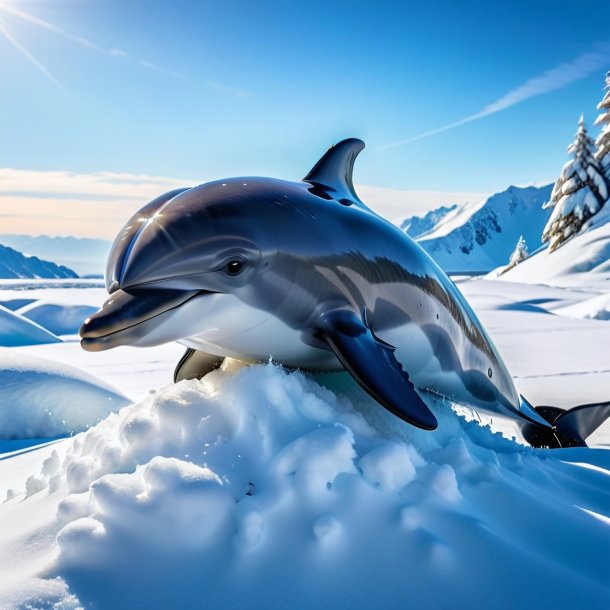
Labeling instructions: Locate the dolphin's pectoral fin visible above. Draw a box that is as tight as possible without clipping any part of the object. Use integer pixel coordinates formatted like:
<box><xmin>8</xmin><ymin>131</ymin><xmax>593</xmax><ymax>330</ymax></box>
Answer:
<box><xmin>174</xmin><ymin>348</ymin><xmax>224</xmax><ymax>383</ymax></box>
<box><xmin>303</xmin><ymin>138</ymin><xmax>368</xmax><ymax>208</ymax></box>
<box><xmin>315</xmin><ymin>309</ymin><xmax>438</xmax><ymax>430</ymax></box>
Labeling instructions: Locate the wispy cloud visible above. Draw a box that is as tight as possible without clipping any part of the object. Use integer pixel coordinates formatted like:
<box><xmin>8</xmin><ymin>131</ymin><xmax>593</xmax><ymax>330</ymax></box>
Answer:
<box><xmin>0</xmin><ymin>1</ymin><xmax>185</xmax><ymax>79</ymax></box>
<box><xmin>0</xmin><ymin>18</ymin><xmax>62</xmax><ymax>87</ymax></box>
<box><xmin>381</xmin><ymin>44</ymin><xmax>610</xmax><ymax>149</ymax></box>
<box><xmin>205</xmin><ymin>79</ymin><xmax>252</xmax><ymax>99</ymax></box>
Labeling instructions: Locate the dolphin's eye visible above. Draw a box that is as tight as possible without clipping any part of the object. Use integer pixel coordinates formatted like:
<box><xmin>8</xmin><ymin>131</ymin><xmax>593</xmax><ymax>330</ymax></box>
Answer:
<box><xmin>226</xmin><ymin>259</ymin><xmax>245</xmax><ymax>276</ymax></box>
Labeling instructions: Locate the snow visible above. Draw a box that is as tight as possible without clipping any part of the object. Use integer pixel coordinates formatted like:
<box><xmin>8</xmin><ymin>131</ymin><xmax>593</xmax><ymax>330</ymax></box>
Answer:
<box><xmin>0</xmin><ymin>305</ymin><xmax>62</xmax><ymax>347</ymax></box>
<box><xmin>496</xmin><ymin>217</ymin><xmax>610</xmax><ymax>289</ymax></box>
<box><xmin>13</xmin><ymin>340</ymin><xmax>185</xmax><ymax>404</ymax></box>
<box><xmin>400</xmin><ymin>204</ymin><xmax>458</xmax><ymax>238</ymax></box>
<box><xmin>0</xmin><ymin>350</ymin><xmax>128</xmax><ymax>439</ymax></box>
<box><xmin>2</xmin><ymin>356</ymin><xmax>610</xmax><ymax>609</ymax></box>
<box><xmin>553</xmin><ymin>293</ymin><xmax>610</xmax><ymax>321</ymax></box>
<box><xmin>1</xmin><ymin>277</ymin><xmax>610</xmax><ymax>609</ymax></box>
<box><xmin>16</xmin><ymin>302</ymin><xmax>99</xmax><ymax>336</ymax></box>
<box><xmin>0</xmin><ymin>280</ymin><xmax>107</xmax><ymax>346</ymax></box>
<box><xmin>0</xmin><ymin>278</ymin><xmax>106</xmax><ymax>306</ymax></box>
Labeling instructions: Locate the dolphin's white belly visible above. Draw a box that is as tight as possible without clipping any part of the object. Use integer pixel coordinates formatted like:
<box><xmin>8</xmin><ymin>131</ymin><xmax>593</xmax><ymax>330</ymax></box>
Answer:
<box><xmin>179</xmin><ymin>294</ymin><xmax>338</xmax><ymax>369</ymax></box>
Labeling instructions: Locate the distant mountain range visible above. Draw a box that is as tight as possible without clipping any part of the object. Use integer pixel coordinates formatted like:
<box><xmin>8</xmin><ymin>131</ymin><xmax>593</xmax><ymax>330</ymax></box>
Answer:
<box><xmin>0</xmin><ymin>244</ymin><xmax>77</xmax><ymax>279</ymax></box>
<box><xmin>0</xmin><ymin>234</ymin><xmax>111</xmax><ymax>277</ymax></box>
<box><xmin>401</xmin><ymin>184</ymin><xmax>553</xmax><ymax>272</ymax></box>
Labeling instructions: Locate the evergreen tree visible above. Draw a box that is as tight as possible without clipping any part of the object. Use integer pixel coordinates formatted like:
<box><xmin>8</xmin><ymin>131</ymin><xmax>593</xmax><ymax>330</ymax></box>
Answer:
<box><xmin>501</xmin><ymin>235</ymin><xmax>528</xmax><ymax>274</ymax></box>
<box><xmin>595</xmin><ymin>71</ymin><xmax>610</xmax><ymax>180</ymax></box>
<box><xmin>542</xmin><ymin>114</ymin><xmax>608</xmax><ymax>251</ymax></box>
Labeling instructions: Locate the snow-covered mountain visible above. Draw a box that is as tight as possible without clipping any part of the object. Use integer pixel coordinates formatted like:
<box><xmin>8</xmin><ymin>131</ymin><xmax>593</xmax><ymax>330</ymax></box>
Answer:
<box><xmin>402</xmin><ymin>184</ymin><xmax>553</xmax><ymax>272</ymax></box>
<box><xmin>399</xmin><ymin>204</ymin><xmax>458</xmax><ymax>238</ymax></box>
<box><xmin>0</xmin><ymin>235</ymin><xmax>110</xmax><ymax>277</ymax></box>
<box><xmin>0</xmin><ymin>244</ymin><xmax>78</xmax><ymax>279</ymax></box>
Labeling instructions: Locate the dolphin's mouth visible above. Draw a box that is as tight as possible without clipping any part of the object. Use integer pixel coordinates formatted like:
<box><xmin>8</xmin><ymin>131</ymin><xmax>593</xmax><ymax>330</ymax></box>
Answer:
<box><xmin>79</xmin><ymin>287</ymin><xmax>209</xmax><ymax>351</ymax></box>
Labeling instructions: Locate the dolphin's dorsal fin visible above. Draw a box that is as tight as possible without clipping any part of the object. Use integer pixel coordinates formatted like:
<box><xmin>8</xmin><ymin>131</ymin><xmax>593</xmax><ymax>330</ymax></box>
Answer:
<box><xmin>303</xmin><ymin>138</ymin><xmax>366</xmax><ymax>206</ymax></box>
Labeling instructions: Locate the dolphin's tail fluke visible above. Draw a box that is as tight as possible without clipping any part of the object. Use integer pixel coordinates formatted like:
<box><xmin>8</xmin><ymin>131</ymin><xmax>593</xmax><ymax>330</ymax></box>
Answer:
<box><xmin>521</xmin><ymin>400</ymin><xmax>610</xmax><ymax>448</ymax></box>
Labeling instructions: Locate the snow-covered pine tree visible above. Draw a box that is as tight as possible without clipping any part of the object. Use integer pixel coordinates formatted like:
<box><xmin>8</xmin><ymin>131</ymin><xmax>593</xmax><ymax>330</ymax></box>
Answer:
<box><xmin>595</xmin><ymin>71</ymin><xmax>610</xmax><ymax>180</ymax></box>
<box><xmin>542</xmin><ymin>114</ymin><xmax>608</xmax><ymax>251</ymax></box>
<box><xmin>500</xmin><ymin>235</ymin><xmax>528</xmax><ymax>274</ymax></box>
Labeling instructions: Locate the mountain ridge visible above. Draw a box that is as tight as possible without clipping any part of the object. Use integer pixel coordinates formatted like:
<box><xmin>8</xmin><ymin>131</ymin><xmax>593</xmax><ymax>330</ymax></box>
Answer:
<box><xmin>0</xmin><ymin>244</ymin><xmax>78</xmax><ymax>279</ymax></box>
<box><xmin>0</xmin><ymin>234</ymin><xmax>110</xmax><ymax>277</ymax></box>
<box><xmin>402</xmin><ymin>184</ymin><xmax>553</xmax><ymax>272</ymax></box>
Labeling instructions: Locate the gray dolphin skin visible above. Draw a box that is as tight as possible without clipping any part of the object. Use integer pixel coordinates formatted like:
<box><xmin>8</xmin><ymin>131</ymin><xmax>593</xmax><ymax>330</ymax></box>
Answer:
<box><xmin>80</xmin><ymin>138</ymin><xmax>610</xmax><ymax>448</ymax></box>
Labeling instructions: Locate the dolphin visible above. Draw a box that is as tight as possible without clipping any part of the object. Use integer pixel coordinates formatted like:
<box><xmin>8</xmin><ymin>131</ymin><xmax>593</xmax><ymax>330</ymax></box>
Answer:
<box><xmin>80</xmin><ymin>139</ymin><xmax>610</xmax><ymax>448</ymax></box>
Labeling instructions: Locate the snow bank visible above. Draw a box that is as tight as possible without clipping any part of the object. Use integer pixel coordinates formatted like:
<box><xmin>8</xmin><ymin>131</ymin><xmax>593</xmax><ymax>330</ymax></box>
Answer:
<box><xmin>0</xmin><ymin>350</ymin><xmax>128</xmax><ymax>439</ymax></box>
<box><xmin>16</xmin><ymin>301</ymin><xmax>98</xmax><ymax>335</ymax></box>
<box><xmin>494</xmin><ymin>218</ymin><xmax>610</xmax><ymax>288</ymax></box>
<box><xmin>0</xmin><ymin>304</ymin><xmax>62</xmax><ymax>347</ymax></box>
<box><xmin>554</xmin><ymin>293</ymin><xmax>610</xmax><ymax>321</ymax></box>
<box><xmin>7</xmin><ymin>361</ymin><xmax>610</xmax><ymax>609</ymax></box>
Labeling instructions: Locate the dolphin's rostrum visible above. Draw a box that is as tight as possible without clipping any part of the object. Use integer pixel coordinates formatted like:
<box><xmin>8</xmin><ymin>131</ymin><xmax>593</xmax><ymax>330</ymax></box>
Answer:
<box><xmin>80</xmin><ymin>138</ymin><xmax>610</xmax><ymax>448</ymax></box>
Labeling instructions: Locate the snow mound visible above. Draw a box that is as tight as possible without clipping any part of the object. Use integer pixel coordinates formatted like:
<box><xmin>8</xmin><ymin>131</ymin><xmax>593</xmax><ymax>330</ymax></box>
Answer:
<box><xmin>554</xmin><ymin>293</ymin><xmax>610</xmax><ymax>321</ymax></box>
<box><xmin>0</xmin><ymin>304</ymin><xmax>62</xmax><ymax>346</ymax></box>
<box><xmin>10</xmin><ymin>362</ymin><xmax>610</xmax><ymax>609</ymax></box>
<box><xmin>497</xmin><ymin>216</ymin><xmax>610</xmax><ymax>288</ymax></box>
<box><xmin>0</xmin><ymin>350</ymin><xmax>129</xmax><ymax>439</ymax></box>
<box><xmin>16</xmin><ymin>301</ymin><xmax>98</xmax><ymax>336</ymax></box>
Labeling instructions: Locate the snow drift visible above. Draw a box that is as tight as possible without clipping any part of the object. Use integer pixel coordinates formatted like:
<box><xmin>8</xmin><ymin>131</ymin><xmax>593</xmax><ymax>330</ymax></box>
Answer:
<box><xmin>4</xmin><ymin>361</ymin><xmax>610</xmax><ymax>609</ymax></box>
<box><xmin>0</xmin><ymin>350</ymin><xmax>128</xmax><ymax>439</ymax></box>
<box><xmin>0</xmin><ymin>304</ymin><xmax>62</xmax><ymax>347</ymax></box>
<box><xmin>497</xmin><ymin>208</ymin><xmax>610</xmax><ymax>288</ymax></box>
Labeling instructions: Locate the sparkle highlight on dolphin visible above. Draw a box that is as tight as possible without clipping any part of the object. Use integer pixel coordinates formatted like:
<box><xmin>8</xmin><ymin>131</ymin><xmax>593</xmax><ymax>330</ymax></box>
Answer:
<box><xmin>80</xmin><ymin>139</ymin><xmax>610</xmax><ymax>448</ymax></box>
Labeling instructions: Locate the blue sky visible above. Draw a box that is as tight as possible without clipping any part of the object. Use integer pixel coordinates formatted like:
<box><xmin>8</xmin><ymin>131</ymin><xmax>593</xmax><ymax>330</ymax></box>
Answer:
<box><xmin>0</xmin><ymin>0</ymin><xmax>609</xmax><ymax>236</ymax></box>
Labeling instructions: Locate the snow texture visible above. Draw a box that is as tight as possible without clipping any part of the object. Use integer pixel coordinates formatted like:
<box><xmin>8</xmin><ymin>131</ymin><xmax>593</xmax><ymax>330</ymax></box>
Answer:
<box><xmin>0</xmin><ymin>350</ymin><xmax>128</xmax><ymax>439</ymax></box>
<box><xmin>16</xmin><ymin>301</ymin><xmax>98</xmax><ymax>336</ymax></box>
<box><xmin>554</xmin><ymin>292</ymin><xmax>610</xmax><ymax>321</ymax></box>
<box><xmin>2</xmin><ymin>361</ymin><xmax>610</xmax><ymax>609</ymax></box>
<box><xmin>497</xmin><ymin>210</ymin><xmax>610</xmax><ymax>289</ymax></box>
<box><xmin>0</xmin><ymin>304</ymin><xmax>62</xmax><ymax>347</ymax></box>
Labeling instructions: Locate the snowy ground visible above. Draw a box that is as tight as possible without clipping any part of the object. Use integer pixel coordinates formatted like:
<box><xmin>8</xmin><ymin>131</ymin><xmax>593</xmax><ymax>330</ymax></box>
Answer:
<box><xmin>0</xmin><ymin>278</ymin><xmax>609</xmax><ymax>609</ymax></box>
